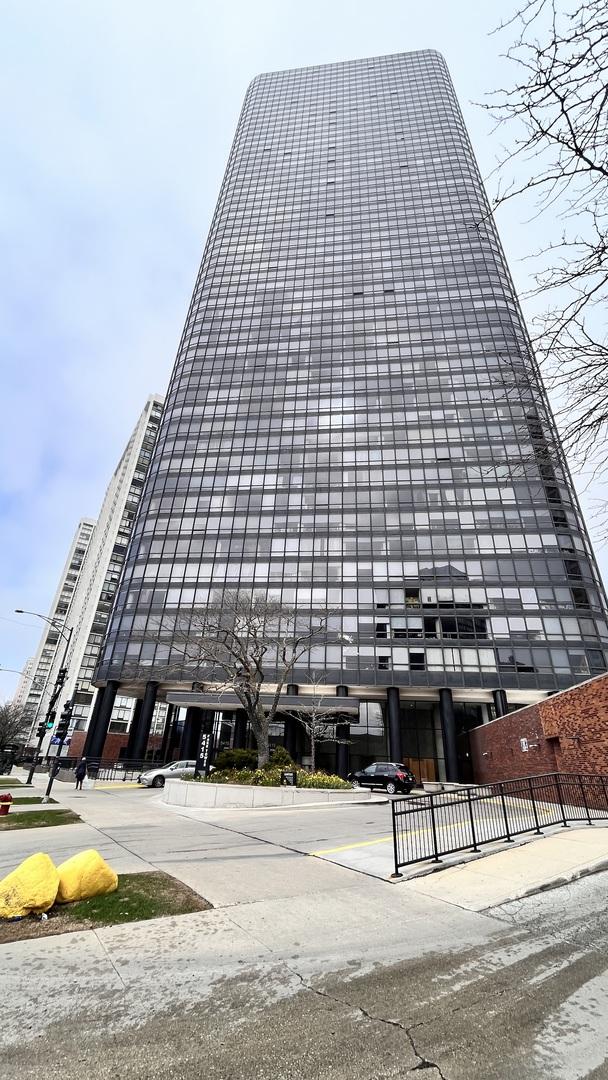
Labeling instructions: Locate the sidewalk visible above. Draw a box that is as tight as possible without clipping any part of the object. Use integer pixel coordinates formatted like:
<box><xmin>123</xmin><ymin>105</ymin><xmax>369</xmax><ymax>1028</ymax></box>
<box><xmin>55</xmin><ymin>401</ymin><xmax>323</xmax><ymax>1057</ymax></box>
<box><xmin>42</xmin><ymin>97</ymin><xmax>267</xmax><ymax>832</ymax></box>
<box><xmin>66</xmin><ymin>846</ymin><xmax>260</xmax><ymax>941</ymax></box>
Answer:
<box><xmin>404</xmin><ymin>824</ymin><xmax>608</xmax><ymax>910</ymax></box>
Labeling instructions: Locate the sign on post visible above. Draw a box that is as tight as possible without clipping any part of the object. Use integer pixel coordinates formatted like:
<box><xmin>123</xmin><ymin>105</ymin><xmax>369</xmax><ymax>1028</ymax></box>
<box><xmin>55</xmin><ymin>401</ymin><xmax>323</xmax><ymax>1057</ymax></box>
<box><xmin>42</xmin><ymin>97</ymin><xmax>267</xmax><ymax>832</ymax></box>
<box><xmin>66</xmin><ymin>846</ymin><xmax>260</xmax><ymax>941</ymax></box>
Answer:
<box><xmin>195</xmin><ymin>731</ymin><xmax>212</xmax><ymax>778</ymax></box>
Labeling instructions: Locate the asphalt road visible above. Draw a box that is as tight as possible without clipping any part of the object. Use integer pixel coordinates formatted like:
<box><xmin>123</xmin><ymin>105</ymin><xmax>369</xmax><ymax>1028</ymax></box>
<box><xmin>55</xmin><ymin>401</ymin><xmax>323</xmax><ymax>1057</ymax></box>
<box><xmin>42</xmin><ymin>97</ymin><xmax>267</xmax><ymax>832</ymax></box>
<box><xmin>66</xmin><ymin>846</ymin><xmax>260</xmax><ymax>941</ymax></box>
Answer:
<box><xmin>5</xmin><ymin>869</ymin><xmax>608</xmax><ymax>1079</ymax></box>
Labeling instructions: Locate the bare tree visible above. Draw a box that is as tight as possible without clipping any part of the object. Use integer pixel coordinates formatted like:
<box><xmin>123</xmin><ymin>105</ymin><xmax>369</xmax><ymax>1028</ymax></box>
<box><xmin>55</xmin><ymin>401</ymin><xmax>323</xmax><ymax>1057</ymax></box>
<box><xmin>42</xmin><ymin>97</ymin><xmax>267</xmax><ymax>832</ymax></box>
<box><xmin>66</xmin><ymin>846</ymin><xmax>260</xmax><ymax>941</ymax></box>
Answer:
<box><xmin>281</xmin><ymin>677</ymin><xmax>350</xmax><ymax>773</ymax></box>
<box><xmin>482</xmin><ymin>0</ymin><xmax>608</xmax><ymax>475</ymax></box>
<box><xmin>0</xmin><ymin>702</ymin><xmax>29</xmax><ymax>750</ymax></box>
<box><xmin>150</xmin><ymin>591</ymin><xmax>340</xmax><ymax>767</ymax></box>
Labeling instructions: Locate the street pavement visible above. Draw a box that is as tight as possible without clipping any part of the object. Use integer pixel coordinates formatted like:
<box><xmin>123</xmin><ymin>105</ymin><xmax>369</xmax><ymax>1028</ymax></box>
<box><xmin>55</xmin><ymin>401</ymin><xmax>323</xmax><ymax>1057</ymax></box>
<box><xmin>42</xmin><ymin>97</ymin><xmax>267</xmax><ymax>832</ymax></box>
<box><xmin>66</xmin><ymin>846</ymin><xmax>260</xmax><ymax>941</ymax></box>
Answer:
<box><xmin>4</xmin><ymin>772</ymin><xmax>608</xmax><ymax>1077</ymax></box>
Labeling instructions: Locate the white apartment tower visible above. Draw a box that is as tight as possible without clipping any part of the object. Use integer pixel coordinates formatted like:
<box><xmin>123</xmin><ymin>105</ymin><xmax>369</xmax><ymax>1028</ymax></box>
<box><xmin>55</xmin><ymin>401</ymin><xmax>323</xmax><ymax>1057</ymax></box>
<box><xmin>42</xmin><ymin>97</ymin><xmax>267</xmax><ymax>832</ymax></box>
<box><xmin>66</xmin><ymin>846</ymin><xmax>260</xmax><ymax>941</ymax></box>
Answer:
<box><xmin>21</xmin><ymin>396</ymin><xmax>165</xmax><ymax>756</ymax></box>
<box><xmin>21</xmin><ymin>518</ymin><xmax>96</xmax><ymax>737</ymax></box>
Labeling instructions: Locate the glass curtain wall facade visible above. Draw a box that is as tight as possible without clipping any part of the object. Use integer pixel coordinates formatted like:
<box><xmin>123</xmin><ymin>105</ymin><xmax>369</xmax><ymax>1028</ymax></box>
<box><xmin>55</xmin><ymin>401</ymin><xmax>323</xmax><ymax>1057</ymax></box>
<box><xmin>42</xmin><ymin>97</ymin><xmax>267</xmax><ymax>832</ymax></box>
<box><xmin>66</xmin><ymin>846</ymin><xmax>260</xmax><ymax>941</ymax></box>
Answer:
<box><xmin>96</xmin><ymin>51</ymin><xmax>608</xmax><ymax>777</ymax></box>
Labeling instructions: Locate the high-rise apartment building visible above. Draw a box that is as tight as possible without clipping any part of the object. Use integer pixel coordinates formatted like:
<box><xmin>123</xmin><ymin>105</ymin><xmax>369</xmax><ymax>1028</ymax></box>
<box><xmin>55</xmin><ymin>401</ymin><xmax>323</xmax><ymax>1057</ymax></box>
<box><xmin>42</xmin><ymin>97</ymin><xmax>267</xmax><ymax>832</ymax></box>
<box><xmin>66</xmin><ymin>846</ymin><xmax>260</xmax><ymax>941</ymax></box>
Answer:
<box><xmin>20</xmin><ymin>519</ymin><xmax>96</xmax><ymax>734</ymax></box>
<box><xmin>21</xmin><ymin>398</ymin><xmax>168</xmax><ymax>760</ymax></box>
<box><xmin>93</xmin><ymin>51</ymin><xmax>608</xmax><ymax>781</ymax></box>
<box><xmin>58</xmin><ymin>396</ymin><xmax>167</xmax><ymax>758</ymax></box>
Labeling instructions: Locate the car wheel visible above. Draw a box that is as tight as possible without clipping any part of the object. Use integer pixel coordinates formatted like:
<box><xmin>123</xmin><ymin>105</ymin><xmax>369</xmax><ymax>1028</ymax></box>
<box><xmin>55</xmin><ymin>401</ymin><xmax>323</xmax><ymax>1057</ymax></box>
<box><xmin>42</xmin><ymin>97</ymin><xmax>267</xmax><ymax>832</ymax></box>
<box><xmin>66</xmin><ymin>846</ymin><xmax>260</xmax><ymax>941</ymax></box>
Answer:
<box><xmin>386</xmin><ymin>781</ymin><xmax>397</xmax><ymax>795</ymax></box>
<box><xmin>351</xmin><ymin>779</ymin><xmax>361</xmax><ymax>788</ymax></box>
<box><xmin>152</xmin><ymin>776</ymin><xmax>165</xmax><ymax>788</ymax></box>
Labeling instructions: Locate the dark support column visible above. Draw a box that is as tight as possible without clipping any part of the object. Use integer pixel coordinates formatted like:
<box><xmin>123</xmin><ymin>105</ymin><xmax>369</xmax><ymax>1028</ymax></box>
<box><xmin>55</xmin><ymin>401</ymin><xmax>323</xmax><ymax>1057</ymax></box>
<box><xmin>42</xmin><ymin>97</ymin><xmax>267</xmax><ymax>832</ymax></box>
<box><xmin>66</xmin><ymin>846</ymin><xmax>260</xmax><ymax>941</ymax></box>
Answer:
<box><xmin>387</xmin><ymin>687</ymin><xmax>402</xmax><ymax>763</ymax></box>
<box><xmin>233</xmin><ymin>711</ymin><xmax>247</xmax><ymax>750</ymax></box>
<box><xmin>159</xmin><ymin>704</ymin><xmax>175</xmax><ymax>763</ymax></box>
<box><xmin>283</xmin><ymin>683</ymin><xmax>298</xmax><ymax>761</ymax></box>
<box><xmin>130</xmin><ymin>681</ymin><xmax>158</xmax><ymax>762</ymax></box>
<box><xmin>87</xmin><ymin>681</ymin><xmax>119</xmax><ymax>760</ymax></box>
<box><xmin>335</xmin><ymin>685</ymin><xmax>350</xmax><ymax>780</ymax></box>
<box><xmin>125</xmin><ymin>699</ymin><xmax>143</xmax><ymax>759</ymax></box>
<box><xmin>167</xmin><ymin>709</ymin><xmax>182</xmax><ymax>761</ymax></box>
<box><xmin>180</xmin><ymin>706</ymin><xmax>204</xmax><ymax>759</ymax></box>
<box><xmin>492</xmin><ymin>688</ymin><xmax>508</xmax><ymax>718</ymax></box>
<box><xmin>83</xmin><ymin>688</ymin><xmax>105</xmax><ymax>756</ymax></box>
<box><xmin>439</xmin><ymin>688</ymin><xmax>459</xmax><ymax>783</ymax></box>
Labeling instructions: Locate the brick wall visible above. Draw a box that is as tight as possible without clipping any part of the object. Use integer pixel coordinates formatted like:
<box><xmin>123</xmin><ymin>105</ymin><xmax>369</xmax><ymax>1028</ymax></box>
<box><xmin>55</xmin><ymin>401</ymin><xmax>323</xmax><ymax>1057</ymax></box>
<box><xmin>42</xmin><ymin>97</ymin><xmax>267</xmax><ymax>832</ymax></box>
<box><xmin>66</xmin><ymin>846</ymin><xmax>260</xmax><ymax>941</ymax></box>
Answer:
<box><xmin>469</xmin><ymin>672</ymin><xmax>608</xmax><ymax>783</ymax></box>
<box><xmin>68</xmin><ymin>731</ymin><xmax>164</xmax><ymax>761</ymax></box>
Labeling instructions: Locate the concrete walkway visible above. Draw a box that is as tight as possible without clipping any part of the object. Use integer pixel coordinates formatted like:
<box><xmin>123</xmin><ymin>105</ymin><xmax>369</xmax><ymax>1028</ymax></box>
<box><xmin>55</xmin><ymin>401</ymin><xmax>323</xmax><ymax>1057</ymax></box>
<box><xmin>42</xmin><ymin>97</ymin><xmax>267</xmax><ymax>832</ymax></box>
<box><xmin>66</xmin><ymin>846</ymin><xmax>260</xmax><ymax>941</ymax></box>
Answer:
<box><xmin>406</xmin><ymin>825</ymin><xmax>608</xmax><ymax>910</ymax></box>
<box><xmin>7</xmin><ymin>771</ymin><xmax>608</xmax><ymax>1078</ymax></box>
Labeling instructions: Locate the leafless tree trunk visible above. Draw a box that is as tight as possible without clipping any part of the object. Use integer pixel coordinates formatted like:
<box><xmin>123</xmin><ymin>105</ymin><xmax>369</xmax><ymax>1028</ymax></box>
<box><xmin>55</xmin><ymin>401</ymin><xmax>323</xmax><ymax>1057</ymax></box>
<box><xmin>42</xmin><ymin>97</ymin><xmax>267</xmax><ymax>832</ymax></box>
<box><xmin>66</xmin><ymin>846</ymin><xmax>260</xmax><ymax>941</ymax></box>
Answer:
<box><xmin>148</xmin><ymin>591</ymin><xmax>341</xmax><ymax>766</ymax></box>
<box><xmin>282</xmin><ymin>678</ymin><xmax>350</xmax><ymax>773</ymax></box>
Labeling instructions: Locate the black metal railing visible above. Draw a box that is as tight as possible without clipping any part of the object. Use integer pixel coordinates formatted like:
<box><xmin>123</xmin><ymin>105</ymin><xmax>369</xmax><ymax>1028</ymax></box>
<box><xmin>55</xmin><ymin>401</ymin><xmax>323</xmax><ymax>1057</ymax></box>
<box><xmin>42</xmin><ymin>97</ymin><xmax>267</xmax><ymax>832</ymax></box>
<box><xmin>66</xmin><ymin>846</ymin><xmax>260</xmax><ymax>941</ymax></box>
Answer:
<box><xmin>31</xmin><ymin>757</ymin><xmax>161</xmax><ymax>782</ymax></box>
<box><xmin>391</xmin><ymin>772</ymin><xmax>608</xmax><ymax>876</ymax></box>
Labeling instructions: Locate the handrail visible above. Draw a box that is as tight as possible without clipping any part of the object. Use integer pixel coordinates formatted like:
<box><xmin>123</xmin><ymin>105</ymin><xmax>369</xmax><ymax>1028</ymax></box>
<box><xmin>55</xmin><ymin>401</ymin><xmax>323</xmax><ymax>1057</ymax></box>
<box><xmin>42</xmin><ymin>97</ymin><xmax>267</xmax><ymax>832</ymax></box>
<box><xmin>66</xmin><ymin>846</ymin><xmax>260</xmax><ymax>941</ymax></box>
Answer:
<box><xmin>391</xmin><ymin>772</ymin><xmax>608</xmax><ymax>877</ymax></box>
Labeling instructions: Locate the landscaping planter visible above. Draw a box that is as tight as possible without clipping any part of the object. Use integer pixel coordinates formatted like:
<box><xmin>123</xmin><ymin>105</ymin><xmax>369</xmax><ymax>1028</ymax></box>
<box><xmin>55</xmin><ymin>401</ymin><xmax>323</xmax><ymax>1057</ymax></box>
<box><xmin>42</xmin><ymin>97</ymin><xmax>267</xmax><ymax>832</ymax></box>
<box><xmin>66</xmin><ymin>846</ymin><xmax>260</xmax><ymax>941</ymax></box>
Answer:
<box><xmin>162</xmin><ymin>778</ymin><xmax>380</xmax><ymax>809</ymax></box>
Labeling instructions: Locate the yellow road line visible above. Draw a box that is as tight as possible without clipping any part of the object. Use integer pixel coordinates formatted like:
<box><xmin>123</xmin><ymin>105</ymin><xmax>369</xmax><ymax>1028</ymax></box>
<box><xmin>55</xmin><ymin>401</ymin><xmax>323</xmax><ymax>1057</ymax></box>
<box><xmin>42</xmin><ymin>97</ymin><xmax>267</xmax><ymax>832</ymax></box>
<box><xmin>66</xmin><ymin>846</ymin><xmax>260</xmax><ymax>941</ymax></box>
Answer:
<box><xmin>311</xmin><ymin>815</ymin><xmax>476</xmax><ymax>857</ymax></box>
<box><xmin>311</xmin><ymin>835</ymin><xmax>393</xmax><ymax>855</ymax></box>
<box><xmin>94</xmin><ymin>781</ymin><xmax>141</xmax><ymax>789</ymax></box>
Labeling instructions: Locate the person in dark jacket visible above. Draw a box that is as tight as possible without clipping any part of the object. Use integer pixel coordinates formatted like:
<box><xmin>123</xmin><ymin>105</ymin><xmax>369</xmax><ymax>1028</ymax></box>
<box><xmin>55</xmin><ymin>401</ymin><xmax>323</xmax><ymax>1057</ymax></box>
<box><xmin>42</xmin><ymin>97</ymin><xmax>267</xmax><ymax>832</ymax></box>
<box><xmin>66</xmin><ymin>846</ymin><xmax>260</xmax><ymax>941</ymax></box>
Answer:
<box><xmin>75</xmin><ymin>758</ymin><xmax>87</xmax><ymax>791</ymax></box>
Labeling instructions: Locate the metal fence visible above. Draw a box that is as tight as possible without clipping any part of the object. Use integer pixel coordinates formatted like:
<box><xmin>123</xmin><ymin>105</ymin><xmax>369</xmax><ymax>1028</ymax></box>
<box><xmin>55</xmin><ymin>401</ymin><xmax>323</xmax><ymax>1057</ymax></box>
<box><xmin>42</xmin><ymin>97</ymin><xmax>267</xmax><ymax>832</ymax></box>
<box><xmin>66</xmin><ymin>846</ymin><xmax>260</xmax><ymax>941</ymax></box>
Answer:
<box><xmin>391</xmin><ymin>772</ymin><xmax>608</xmax><ymax>876</ymax></box>
<box><xmin>35</xmin><ymin>757</ymin><xmax>153</xmax><ymax>782</ymax></box>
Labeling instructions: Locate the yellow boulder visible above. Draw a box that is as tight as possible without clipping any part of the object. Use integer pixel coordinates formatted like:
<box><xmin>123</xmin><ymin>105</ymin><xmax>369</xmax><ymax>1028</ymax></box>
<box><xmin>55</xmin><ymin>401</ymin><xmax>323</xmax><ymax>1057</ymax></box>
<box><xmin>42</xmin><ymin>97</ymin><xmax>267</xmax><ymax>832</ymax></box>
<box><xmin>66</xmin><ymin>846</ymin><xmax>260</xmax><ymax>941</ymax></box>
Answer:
<box><xmin>56</xmin><ymin>849</ymin><xmax>118</xmax><ymax>904</ymax></box>
<box><xmin>0</xmin><ymin>852</ymin><xmax>60</xmax><ymax>919</ymax></box>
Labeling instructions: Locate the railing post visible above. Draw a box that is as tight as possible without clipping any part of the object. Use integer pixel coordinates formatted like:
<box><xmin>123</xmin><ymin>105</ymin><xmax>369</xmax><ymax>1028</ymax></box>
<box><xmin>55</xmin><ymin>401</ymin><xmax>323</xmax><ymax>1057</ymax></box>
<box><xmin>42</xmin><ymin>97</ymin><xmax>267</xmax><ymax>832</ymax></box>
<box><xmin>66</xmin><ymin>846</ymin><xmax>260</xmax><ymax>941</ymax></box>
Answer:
<box><xmin>498</xmin><ymin>782</ymin><xmax>514</xmax><ymax>843</ymax></box>
<box><xmin>555</xmin><ymin>773</ymin><xmax>569</xmax><ymax>828</ymax></box>
<box><xmin>528</xmin><ymin>778</ymin><xmax>542</xmax><ymax>834</ymax></box>
<box><xmin>391</xmin><ymin>799</ymin><xmax>403</xmax><ymax>879</ymax></box>
<box><xmin>466</xmin><ymin>788</ymin><xmax>480</xmax><ymax>853</ymax></box>
<box><xmin>578</xmin><ymin>775</ymin><xmax>593</xmax><ymax>825</ymax></box>
<box><xmin>429</xmin><ymin>793</ymin><xmax>442</xmax><ymax>863</ymax></box>
<box><xmin>601</xmin><ymin>776</ymin><xmax>608</xmax><ymax>817</ymax></box>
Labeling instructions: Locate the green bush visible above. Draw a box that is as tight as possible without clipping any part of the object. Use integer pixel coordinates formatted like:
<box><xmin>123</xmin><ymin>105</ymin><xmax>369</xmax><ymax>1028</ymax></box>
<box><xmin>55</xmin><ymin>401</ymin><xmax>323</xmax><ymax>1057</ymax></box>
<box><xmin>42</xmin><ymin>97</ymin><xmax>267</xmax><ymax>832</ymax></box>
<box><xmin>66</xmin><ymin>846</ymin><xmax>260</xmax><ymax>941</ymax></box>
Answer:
<box><xmin>297</xmin><ymin>771</ymin><xmax>351</xmax><ymax>790</ymax></box>
<box><xmin>213</xmin><ymin>748</ymin><xmax>258</xmax><ymax>771</ymax></box>
<box><xmin>197</xmin><ymin>767</ymin><xmax>351</xmax><ymax>790</ymax></box>
<box><xmin>267</xmin><ymin>745</ymin><xmax>296</xmax><ymax>769</ymax></box>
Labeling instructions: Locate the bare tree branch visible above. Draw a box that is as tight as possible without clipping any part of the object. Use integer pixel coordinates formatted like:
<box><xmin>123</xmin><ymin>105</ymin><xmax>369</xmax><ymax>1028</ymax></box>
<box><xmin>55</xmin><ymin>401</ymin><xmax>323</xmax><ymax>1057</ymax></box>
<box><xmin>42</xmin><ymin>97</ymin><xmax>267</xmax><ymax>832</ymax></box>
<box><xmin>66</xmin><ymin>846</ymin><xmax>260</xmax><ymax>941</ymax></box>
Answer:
<box><xmin>0</xmin><ymin>702</ymin><xmax>29</xmax><ymax>750</ymax></box>
<box><xmin>281</xmin><ymin>676</ymin><xmax>350</xmax><ymax>773</ymax></box>
<box><xmin>146</xmin><ymin>590</ymin><xmax>341</xmax><ymax>766</ymax></box>
<box><xmin>479</xmin><ymin>0</ymin><xmax>608</xmax><ymax>490</ymax></box>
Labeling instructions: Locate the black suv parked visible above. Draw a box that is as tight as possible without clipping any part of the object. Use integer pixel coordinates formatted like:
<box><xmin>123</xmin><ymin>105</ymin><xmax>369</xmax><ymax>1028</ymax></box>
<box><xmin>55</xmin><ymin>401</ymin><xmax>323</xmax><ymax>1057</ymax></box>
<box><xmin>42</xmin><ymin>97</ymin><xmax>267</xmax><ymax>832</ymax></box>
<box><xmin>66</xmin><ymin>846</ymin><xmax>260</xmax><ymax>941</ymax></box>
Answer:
<box><xmin>348</xmin><ymin>762</ymin><xmax>417</xmax><ymax>795</ymax></box>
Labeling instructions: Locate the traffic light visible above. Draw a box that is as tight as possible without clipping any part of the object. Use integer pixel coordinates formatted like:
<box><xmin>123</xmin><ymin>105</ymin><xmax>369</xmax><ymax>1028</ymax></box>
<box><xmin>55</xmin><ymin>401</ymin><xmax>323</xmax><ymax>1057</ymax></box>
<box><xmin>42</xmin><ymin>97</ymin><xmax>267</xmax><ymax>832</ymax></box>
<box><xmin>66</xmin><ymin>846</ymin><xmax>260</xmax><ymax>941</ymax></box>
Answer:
<box><xmin>56</xmin><ymin>668</ymin><xmax>67</xmax><ymax>688</ymax></box>
<box><xmin>45</xmin><ymin>710</ymin><xmax>56</xmax><ymax>730</ymax></box>
<box><xmin>56</xmin><ymin>700</ymin><xmax>73</xmax><ymax>741</ymax></box>
<box><xmin>36</xmin><ymin>722</ymin><xmax>46</xmax><ymax>740</ymax></box>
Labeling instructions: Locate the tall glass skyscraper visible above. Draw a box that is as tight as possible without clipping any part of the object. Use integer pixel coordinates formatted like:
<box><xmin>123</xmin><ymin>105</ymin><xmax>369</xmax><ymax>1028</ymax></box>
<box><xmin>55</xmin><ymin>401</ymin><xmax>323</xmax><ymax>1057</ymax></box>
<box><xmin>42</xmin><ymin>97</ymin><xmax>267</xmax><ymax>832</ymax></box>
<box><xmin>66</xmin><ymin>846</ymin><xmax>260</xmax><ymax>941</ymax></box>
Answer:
<box><xmin>94</xmin><ymin>51</ymin><xmax>608</xmax><ymax>781</ymax></box>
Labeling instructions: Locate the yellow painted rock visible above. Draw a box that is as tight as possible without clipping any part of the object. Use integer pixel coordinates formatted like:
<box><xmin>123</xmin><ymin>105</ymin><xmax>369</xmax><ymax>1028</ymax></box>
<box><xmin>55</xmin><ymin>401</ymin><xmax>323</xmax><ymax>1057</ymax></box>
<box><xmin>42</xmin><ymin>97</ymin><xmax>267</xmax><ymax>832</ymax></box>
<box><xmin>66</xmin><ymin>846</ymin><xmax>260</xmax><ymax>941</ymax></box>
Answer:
<box><xmin>0</xmin><ymin>852</ymin><xmax>60</xmax><ymax>919</ymax></box>
<box><xmin>56</xmin><ymin>849</ymin><xmax>118</xmax><ymax>904</ymax></box>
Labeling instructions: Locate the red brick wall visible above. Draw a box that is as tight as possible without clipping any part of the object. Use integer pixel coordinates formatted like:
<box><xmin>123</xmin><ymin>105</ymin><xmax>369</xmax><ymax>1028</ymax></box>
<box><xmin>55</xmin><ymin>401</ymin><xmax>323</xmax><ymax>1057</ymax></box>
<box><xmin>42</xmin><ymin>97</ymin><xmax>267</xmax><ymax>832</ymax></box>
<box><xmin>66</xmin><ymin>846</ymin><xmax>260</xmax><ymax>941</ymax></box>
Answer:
<box><xmin>469</xmin><ymin>704</ymin><xmax>558</xmax><ymax>784</ymax></box>
<box><xmin>469</xmin><ymin>673</ymin><xmax>608</xmax><ymax>783</ymax></box>
<box><xmin>68</xmin><ymin>731</ymin><xmax>163</xmax><ymax>761</ymax></box>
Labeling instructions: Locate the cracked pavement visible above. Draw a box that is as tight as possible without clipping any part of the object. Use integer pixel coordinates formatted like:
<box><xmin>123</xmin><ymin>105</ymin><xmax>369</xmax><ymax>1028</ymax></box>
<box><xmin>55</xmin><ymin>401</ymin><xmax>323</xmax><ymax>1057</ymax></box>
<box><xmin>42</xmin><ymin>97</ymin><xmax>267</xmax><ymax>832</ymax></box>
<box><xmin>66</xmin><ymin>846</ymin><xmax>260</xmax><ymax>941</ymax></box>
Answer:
<box><xmin>4</xmin><ymin>781</ymin><xmax>608</xmax><ymax>1078</ymax></box>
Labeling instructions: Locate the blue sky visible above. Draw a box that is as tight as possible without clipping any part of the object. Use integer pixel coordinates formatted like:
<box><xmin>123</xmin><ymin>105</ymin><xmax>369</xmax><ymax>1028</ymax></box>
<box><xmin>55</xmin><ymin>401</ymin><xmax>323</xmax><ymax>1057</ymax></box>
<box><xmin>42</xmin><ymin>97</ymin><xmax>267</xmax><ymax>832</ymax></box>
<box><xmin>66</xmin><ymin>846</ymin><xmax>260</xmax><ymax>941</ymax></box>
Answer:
<box><xmin>1</xmin><ymin>0</ymin><xmax>605</xmax><ymax>698</ymax></box>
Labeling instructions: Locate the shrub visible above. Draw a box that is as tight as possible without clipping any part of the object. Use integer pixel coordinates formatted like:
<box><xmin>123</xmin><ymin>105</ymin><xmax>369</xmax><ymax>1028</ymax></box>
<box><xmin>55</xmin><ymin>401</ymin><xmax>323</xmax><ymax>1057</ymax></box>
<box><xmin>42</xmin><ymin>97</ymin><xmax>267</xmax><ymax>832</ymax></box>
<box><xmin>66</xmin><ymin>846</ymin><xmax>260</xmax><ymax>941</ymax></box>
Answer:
<box><xmin>197</xmin><ymin>767</ymin><xmax>351</xmax><ymax>790</ymax></box>
<box><xmin>297</xmin><ymin>771</ymin><xmax>351</xmax><ymax>790</ymax></box>
<box><xmin>213</xmin><ymin>748</ymin><xmax>258</xmax><ymax>771</ymax></box>
<box><xmin>267</xmin><ymin>745</ymin><xmax>296</xmax><ymax>769</ymax></box>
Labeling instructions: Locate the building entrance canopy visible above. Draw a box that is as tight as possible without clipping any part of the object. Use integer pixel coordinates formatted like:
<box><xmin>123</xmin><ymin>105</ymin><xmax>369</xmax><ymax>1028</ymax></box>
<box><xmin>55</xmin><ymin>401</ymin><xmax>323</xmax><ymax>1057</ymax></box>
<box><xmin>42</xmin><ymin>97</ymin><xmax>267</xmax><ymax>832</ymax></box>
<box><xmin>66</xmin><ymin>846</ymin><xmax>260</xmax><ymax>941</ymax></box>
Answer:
<box><xmin>165</xmin><ymin>691</ymin><xmax>360</xmax><ymax>717</ymax></box>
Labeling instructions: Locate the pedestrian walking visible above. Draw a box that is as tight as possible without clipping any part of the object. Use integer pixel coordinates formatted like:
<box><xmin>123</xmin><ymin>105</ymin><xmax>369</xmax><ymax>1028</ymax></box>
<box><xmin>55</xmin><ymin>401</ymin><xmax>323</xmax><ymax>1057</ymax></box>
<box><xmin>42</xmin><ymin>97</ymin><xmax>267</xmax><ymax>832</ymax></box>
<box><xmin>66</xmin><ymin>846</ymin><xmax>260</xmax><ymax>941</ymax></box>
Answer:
<box><xmin>75</xmin><ymin>758</ymin><xmax>87</xmax><ymax>791</ymax></box>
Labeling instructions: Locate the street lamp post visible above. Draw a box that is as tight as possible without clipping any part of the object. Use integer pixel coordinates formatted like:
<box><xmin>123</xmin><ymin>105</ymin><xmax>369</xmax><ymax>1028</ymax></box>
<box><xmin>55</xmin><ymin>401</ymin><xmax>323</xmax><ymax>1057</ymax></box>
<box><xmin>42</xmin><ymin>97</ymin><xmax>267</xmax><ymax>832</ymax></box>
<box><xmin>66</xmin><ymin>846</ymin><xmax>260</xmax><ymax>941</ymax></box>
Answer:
<box><xmin>15</xmin><ymin>611</ymin><xmax>73</xmax><ymax>785</ymax></box>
